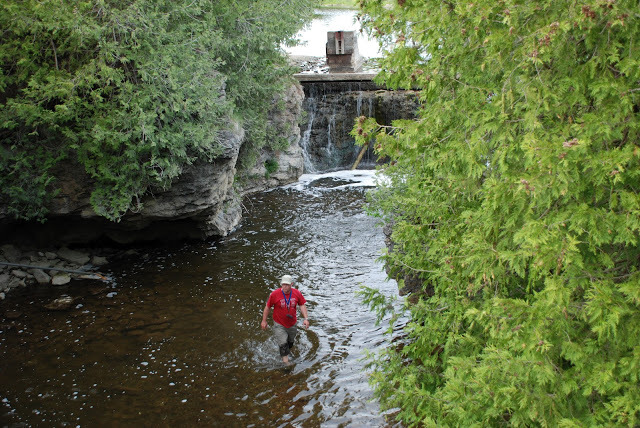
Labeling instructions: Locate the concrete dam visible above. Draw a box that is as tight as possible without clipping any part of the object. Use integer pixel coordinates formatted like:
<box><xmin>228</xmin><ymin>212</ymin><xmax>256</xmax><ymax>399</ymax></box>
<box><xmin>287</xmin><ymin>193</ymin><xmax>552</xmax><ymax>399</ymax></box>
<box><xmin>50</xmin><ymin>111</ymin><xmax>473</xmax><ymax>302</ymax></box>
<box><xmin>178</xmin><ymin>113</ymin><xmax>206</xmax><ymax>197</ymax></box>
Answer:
<box><xmin>295</xmin><ymin>72</ymin><xmax>419</xmax><ymax>172</ymax></box>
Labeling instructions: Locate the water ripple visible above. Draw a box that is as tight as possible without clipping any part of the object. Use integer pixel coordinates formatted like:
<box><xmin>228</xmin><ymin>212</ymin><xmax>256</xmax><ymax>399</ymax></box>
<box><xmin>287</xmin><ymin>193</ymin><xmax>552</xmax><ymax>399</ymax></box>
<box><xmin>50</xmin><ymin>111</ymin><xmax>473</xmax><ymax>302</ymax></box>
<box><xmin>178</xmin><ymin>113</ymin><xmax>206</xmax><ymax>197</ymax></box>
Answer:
<box><xmin>0</xmin><ymin>170</ymin><xmax>404</xmax><ymax>427</ymax></box>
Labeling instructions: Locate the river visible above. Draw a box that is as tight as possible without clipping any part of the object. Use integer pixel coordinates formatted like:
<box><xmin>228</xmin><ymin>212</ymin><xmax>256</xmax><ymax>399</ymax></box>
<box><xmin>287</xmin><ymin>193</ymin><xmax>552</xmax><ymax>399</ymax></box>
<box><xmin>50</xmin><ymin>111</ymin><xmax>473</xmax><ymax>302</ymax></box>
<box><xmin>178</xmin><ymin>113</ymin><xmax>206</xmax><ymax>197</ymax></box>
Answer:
<box><xmin>0</xmin><ymin>170</ymin><xmax>403</xmax><ymax>427</ymax></box>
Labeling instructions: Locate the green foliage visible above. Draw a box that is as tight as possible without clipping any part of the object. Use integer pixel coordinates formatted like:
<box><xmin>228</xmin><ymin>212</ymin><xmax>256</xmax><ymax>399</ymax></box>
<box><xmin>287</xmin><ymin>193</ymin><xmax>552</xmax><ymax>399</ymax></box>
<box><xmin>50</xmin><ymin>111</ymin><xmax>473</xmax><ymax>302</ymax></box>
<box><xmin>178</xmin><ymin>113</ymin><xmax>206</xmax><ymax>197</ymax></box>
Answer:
<box><xmin>357</xmin><ymin>0</ymin><xmax>640</xmax><ymax>426</ymax></box>
<box><xmin>0</xmin><ymin>0</ymin><xmax>314</xmax><ymax>221</ymax></box>
<box><xmin>264</xmin><ymin>158</ymin><xmax>278</xmax><ymax>178</ymax></box>
<box><xmin>319</xmin><ymin>0</ymin><xmax>359</xmax><ymax>9</ymax></box>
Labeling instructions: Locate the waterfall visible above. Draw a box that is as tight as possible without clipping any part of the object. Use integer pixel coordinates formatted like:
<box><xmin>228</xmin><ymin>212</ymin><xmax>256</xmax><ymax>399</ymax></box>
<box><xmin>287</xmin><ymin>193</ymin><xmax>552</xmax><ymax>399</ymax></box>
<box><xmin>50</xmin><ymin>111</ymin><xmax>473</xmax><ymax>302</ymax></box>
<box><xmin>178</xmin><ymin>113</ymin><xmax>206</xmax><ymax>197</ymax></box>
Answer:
<box><xmin>300</xmin><ymin>106</ymin><xmax>317</xmax><ymax>173</ymax></box>
<box><xmin>298</xmin><ymin>80</ymin><xmax>418</xmax><ymax>173</ymax></box>
<box><xmin>325</xmin><ymin>106</ymin><xmax>337</xmax><ymax>168</ymax></box>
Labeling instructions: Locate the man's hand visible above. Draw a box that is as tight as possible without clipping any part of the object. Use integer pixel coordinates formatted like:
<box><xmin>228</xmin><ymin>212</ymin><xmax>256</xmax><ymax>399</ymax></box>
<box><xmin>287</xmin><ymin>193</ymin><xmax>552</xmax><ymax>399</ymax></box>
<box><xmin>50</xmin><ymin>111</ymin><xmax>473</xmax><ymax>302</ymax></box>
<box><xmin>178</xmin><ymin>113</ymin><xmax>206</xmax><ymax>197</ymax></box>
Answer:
<box><xmin>260</xmin><ymin>320</ymin><xmax>268</xmax><ymax>330</ymax></box>
<box><xmin>302</xmin><ymin>319</ymin><xmax>310</xmax><ymax>330</ymax></box>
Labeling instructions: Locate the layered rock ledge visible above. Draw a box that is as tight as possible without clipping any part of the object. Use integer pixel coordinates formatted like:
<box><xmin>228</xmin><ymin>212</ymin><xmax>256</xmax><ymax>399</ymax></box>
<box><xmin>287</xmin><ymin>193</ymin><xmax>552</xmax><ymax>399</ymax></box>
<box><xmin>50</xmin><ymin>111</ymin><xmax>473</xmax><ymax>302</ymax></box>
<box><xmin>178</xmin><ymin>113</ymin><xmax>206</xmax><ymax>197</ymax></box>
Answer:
<box><xmin>0</xmin><ymin>82</ymin><xmax>305</xmax><ymax>247</ymax></box>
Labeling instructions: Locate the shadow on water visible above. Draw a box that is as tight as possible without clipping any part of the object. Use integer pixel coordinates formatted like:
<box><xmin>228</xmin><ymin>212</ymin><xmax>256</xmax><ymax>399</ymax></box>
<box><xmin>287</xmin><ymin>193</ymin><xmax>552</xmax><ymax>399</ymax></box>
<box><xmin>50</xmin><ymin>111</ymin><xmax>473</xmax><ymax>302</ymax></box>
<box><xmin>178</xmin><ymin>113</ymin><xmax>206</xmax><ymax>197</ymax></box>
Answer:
<box><xmin>0</xmin><ymin>170</ymin><xmax>404</xmax><ymax>427</ymax></box>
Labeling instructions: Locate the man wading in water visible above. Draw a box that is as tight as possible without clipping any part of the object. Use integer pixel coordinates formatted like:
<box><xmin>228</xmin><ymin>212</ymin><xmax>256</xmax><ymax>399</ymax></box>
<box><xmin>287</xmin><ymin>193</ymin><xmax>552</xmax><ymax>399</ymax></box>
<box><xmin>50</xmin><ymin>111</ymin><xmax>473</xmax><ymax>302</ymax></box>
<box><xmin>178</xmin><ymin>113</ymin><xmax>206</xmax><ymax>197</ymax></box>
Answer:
<box><xmin>261</xmin><ymin>275</ymin><xmax>310</xmax><ymax>364</ymax></box>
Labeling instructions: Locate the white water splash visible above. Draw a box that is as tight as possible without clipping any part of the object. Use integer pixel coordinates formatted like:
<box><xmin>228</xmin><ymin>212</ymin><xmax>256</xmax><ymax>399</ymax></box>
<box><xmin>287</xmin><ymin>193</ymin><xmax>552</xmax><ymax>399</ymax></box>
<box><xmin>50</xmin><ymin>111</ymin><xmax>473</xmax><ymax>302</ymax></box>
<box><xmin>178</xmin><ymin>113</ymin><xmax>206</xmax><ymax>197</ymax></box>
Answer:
<box><xmin>283</xmin><ymin>169</ymin><xmax>386</xmax><ymax>191</ymax></box>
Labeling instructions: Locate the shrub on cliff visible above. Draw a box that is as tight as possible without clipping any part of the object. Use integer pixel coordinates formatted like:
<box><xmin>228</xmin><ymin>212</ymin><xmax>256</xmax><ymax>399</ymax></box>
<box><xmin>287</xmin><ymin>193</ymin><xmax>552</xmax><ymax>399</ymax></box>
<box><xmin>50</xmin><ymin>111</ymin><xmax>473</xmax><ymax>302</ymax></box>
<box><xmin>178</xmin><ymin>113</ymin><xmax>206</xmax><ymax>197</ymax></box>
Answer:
<box><xmin>0</xmin><ymin>0</ymin><xmax>313</xmax><ymax>221</ymax></box>
<box><xmin>355</xmin><ymin>0</ymin><xmax>640</xmax><ymax>426</ymax></box>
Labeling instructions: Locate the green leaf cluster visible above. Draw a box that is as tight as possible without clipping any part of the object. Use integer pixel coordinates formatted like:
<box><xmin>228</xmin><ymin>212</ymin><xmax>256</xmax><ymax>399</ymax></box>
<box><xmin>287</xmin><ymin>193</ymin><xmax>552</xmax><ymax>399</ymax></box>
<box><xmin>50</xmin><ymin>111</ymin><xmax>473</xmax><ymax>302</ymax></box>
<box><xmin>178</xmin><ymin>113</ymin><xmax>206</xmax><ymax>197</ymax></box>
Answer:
<box><xmin>1</xmin><ymin>0</ymin><xmax>314</xmax><ymax>221</ymax></box>
<box><xmin>357</xmin><ymin>0</ymin><xmax>640</xmax><ymax>426</ymax></box>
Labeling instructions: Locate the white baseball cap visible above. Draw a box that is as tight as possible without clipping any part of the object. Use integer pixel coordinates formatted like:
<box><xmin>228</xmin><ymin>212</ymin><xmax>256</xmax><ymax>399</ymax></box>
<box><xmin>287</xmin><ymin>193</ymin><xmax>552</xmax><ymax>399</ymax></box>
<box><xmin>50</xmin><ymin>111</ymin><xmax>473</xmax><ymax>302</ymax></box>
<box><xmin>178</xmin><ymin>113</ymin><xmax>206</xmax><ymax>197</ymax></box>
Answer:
<box><xmin>280</xmin><ymin>275</ymin><xmax>294</xmax><ymax>285</ymax></box>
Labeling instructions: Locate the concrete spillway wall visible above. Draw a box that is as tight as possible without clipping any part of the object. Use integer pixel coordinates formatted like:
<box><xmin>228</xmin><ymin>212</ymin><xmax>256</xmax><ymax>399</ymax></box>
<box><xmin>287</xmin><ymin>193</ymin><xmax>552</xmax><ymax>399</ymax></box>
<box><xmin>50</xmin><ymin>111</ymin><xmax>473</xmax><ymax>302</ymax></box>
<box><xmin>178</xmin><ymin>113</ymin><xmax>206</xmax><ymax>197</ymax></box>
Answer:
<box><xmin>296</xmin><ymin>74</ymin><xmax>419</xmax><ymax>172</ymax></box>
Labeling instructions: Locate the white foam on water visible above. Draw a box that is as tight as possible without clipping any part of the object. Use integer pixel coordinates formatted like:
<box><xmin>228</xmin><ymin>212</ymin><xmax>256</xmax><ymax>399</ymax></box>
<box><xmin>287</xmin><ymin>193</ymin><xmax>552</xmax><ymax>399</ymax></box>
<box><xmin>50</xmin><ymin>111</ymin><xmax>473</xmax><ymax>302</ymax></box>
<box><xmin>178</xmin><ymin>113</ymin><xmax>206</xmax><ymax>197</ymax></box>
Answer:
<box><xmin>283</xmin><ymin>169</ymin><xmax>386</xmax><ymax>191</ymax></box>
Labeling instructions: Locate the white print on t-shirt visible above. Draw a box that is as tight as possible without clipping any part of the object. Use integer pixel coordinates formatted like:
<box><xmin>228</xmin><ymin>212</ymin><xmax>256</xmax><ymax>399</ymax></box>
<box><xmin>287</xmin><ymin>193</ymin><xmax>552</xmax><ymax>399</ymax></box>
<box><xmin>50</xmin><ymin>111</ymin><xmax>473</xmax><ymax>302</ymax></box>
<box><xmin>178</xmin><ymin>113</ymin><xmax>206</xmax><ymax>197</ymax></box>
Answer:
<box><xmin>280</xmin><ymin>298</ymin><xmax>298</xmax><ymax>309</ymax></box>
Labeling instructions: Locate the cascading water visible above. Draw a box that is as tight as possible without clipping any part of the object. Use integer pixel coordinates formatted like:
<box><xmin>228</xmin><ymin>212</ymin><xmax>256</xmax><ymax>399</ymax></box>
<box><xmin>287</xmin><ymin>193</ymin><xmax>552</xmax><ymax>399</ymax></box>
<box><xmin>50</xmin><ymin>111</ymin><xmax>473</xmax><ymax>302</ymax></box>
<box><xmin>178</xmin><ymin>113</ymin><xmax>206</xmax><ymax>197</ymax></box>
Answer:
<box><xmin>299</xmin><ymin>80</ymin><xmax>418</xmax><ymax>172</ymax></box>
<box><xmin>300</xmin><ymin>105</ymin><xmax>317</xmax><ymax>173</ymax></box>
<box><xmin>324</xmin><ymin>106</ymin><xmax>337</xmax><ymax>168</ymax></box>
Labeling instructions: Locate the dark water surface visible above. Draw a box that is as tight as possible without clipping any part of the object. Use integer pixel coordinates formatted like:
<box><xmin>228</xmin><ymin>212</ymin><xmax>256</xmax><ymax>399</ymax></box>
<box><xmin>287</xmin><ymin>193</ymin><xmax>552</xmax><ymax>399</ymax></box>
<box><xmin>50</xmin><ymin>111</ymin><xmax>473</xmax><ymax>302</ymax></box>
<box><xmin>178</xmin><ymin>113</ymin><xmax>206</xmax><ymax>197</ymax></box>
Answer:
<box><xmin>0</xmin><ymin>171</ymin><xmax>402</xmax><ymax>427</ymax></box>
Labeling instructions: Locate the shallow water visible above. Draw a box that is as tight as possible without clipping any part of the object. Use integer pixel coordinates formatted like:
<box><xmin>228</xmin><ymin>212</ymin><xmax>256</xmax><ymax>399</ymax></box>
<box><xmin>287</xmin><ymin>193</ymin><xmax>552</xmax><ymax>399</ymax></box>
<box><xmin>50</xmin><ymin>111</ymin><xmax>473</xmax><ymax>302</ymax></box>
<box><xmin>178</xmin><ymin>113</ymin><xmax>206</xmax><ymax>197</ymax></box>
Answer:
<box><xmin>0</xmin><ymin>170</ymin><xmax>403</xmax><ymax>427</ymax></box>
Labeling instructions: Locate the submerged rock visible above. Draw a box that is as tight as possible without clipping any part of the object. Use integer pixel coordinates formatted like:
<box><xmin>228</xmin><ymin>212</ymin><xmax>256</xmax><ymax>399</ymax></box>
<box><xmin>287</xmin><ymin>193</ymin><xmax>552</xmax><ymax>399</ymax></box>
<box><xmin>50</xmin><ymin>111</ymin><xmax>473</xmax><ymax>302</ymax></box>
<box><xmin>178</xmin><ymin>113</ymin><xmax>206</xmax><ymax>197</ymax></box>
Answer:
<box><xmin>57</xmin><ymin>247</ymin><xmax>91</xmax><ymax>265</ymax></box>
<box><xmin>5</xmin><ymin>310</ymin><xmax>22</xmax><ymax>319</ymax></box>
<box><xmin>44</xmin><ymin>295</ymin><xmax>76</xmax><ymax>311</ymax></box>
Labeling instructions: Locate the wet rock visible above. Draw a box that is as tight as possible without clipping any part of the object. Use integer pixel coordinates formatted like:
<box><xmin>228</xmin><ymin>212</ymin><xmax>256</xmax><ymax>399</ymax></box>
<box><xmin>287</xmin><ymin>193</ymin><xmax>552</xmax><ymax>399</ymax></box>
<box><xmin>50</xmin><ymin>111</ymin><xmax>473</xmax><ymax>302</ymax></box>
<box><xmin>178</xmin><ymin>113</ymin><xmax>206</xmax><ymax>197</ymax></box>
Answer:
<box><xmin>57</xmin><ymin>247</ymin><xmax>91</xmax><ymax>265</ymax></box>
<box><xmin>299</xmin><ymin>81</ymin><xmax>418</xmax><ymax>171</ymax></box>
<box><xmin>44</xmin><ymin>295</ymin><xmax>75</xmax><ymax>310</ymax></box>
<box><xmin>0</xmin><ymin>244</ymin><xmax>21</xmax><ymax>263</ymax></box>
<box><xmin>30</xmin><ymin>269</ymin><xmax>51</xmax><ymax>285</ymax></box>
<box><xmin>28</xmin><ymin>253</ymin><xmax>42</xmax><ymax>263</ymax></box>
<box><xmin>51</xmin><ymin>273</ymin><xmax>72</xmax><ymax>286</ymax></box>
<box><xmin>5</xmin><ymin>276</ymin><xmax>24</xmax><ymax>290</ymax></box>
<box><xmin>11</xmin><ymin>269</ymin><xmax>28</xmax><ymax>278</ymax></box>
<box><xmin>0</xmin><ymin>273</ymin><xmax>10</xmax><ymax>287</ymax></box>
<box><xmin>0</xmin><ymin>292</ymin><xmax>5</xmax><ymax>300</ymax></box>
<box><xmin>91</xmin><ymin>255</ymin><xmax>108</xmax><ymax>266</ymax></box>
<box><xmin>45</xmin><ymin>251</ymin><xmax>57</xmax><ymax>260</ymax></box>
<box><xmin>5</xmin><ymin>310</ymin><xmax>22</xmax><ymax>319</ymax></box>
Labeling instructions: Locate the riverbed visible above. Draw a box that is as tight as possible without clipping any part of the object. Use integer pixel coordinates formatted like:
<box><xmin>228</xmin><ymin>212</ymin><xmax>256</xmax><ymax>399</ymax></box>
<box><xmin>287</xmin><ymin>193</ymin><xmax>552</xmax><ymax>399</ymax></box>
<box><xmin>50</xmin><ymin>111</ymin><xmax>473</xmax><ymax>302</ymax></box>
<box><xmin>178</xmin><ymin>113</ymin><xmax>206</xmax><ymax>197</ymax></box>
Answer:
<box><xmin>0</xmin><ymin>170</ymin><xmax>403</xmax><ymax>427</ymax></box>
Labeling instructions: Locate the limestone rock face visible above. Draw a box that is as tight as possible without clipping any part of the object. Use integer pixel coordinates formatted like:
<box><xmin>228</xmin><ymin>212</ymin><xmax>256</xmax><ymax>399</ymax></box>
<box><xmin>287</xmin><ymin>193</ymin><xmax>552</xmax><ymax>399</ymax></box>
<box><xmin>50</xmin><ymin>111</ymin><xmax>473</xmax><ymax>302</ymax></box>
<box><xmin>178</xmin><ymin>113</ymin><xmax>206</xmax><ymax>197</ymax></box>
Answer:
<box><xmin>241</xmin><ymin>82</ymin><xmax>305</xmax><ymax>195</ymax></box>
<box><xmin>0</xmin><ymin>82</ymin><xmax>305</xmax><ymax>245</ymax></box>
<box><xmin>111</xmin><ymin>121</ymin><xmax>246</xmax><ymax>241</ymax></box>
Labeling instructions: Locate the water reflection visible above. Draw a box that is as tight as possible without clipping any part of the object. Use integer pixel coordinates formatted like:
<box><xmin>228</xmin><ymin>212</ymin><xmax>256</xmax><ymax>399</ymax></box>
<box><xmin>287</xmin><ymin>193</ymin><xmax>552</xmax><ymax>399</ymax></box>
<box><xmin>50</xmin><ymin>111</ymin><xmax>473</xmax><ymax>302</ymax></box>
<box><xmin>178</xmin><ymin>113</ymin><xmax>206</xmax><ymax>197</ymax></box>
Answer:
<box><xmin>0</xmin><ymin>170</ymin><xmax>403</xmax><ymax>427</ymax></box>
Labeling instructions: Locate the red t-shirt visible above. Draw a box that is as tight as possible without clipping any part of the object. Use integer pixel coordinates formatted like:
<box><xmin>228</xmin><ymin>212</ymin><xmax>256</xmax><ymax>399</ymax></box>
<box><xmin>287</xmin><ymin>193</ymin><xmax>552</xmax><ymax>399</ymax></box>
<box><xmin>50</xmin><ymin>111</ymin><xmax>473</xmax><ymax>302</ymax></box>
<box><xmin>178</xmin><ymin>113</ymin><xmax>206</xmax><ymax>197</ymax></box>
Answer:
<box><xmin>267</xmin><ymin>288</ymin><xmax>306</xmax><ymax>328</ymax></box>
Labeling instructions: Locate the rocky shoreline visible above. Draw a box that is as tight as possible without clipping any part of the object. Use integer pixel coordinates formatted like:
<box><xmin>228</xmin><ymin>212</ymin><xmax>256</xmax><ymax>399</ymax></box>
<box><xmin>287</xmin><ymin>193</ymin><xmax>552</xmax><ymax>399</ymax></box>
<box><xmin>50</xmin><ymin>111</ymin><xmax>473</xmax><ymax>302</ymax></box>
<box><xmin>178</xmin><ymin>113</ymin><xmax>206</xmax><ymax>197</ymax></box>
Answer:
<box><xmin>0</xmin><ymin>244</ymin><xmax>112</xmax><ymax>302</ymax></box>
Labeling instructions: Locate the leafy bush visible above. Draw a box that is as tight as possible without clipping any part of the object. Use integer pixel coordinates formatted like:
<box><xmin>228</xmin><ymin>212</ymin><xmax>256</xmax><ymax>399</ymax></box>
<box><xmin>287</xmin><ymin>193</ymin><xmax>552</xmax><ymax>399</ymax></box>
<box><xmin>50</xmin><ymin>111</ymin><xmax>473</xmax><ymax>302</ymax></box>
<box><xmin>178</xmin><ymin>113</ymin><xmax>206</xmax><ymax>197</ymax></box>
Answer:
<box><xmin>0</xmin><ymin>0</ymin><xmax>313</xmax><ymax>221</ymax></box>
<box><xmin>264</xmin><ymin>158</ymin><xmax>279</xmax><ymax>178</ymax></box>
<box><xmin>356</xmin><ymin>0</ymin><xmax>640</xmax><ymax>426</ymax></box>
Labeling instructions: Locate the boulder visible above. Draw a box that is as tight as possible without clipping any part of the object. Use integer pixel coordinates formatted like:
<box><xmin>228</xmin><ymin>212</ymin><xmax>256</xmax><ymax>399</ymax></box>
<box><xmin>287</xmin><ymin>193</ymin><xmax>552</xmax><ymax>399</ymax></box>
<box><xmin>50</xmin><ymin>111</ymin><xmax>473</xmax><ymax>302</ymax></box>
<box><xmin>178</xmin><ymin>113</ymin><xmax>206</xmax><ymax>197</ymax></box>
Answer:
<box><xmin>57</xmin><ymin>247</ymin><xmax>90</xmax><ymax>265</ymax></box>
<box><xmin>30</xmin><ymin>269</ymin><xmax>51</xmax><ymax>285</ymax></box>
<box><xmin>51</xmin><ymin>273</ymin><xmax>72</xmax><ymax>286</ymax></box>
<box><xmin>91</xmin><ymin>256</ymin><xmax>108</xmax><ymax>266</ymax></box>
<box><xmin>0</xmin><ymin>273</ymin><xmax>10</xmax><ymax>288</ymax></box>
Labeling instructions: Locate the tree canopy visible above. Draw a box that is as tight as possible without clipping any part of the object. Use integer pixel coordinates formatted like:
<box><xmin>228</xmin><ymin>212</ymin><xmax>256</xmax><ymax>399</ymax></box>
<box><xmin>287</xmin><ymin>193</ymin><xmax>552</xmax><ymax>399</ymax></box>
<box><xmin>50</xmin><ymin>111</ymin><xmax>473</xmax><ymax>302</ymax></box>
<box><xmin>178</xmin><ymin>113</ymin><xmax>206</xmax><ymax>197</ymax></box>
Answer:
<box><xmin>355</xmin><ymin>0</ymin><xmax>640</xmax><ymax>426</ymax></box>
<box><xmin>0</xmin><ymin>0</ymin><xmax>314</xmax><ymax>221</ymax></box>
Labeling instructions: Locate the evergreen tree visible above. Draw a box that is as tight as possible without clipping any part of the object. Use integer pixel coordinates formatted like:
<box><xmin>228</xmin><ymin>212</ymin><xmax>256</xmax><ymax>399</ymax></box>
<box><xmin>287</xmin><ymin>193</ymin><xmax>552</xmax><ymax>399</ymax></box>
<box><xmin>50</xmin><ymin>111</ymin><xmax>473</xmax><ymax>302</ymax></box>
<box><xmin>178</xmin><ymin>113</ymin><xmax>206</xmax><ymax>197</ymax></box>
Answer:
<box><xmin>355</xmin><ymin>0</ymin><xmax>640</xmax><ymax>425</ymax></box>
<box><xmin>0</xmin><ymin>0</ymin><xmax>314</xmax><ymax>221</ymax></box>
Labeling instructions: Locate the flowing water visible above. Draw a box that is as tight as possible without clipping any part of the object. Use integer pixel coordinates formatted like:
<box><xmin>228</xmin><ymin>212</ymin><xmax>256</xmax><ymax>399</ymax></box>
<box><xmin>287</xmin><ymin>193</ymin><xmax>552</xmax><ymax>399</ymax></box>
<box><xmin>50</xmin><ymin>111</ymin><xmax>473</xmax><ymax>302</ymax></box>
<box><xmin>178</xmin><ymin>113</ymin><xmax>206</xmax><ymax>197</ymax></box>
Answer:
<box><xmin>0</xmin><ymin>170</ymin><xmax>403</xmax><ymax>427</ymax></box>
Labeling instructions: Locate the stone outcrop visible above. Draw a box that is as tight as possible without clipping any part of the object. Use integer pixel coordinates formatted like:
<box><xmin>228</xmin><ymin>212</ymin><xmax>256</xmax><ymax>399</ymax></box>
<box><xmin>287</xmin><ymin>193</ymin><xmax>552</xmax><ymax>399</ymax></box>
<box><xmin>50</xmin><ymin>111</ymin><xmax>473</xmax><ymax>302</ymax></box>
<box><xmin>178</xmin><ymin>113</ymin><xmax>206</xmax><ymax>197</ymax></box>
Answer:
<box><xmin>240</xmin><ymin>83</ymin><xmax>305</xmax><ymax>194</ymax></box>
<box><xmin>0</xmin><ymin>82</ymin><xmax>305</xmax><ymax>245</ymax></box>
